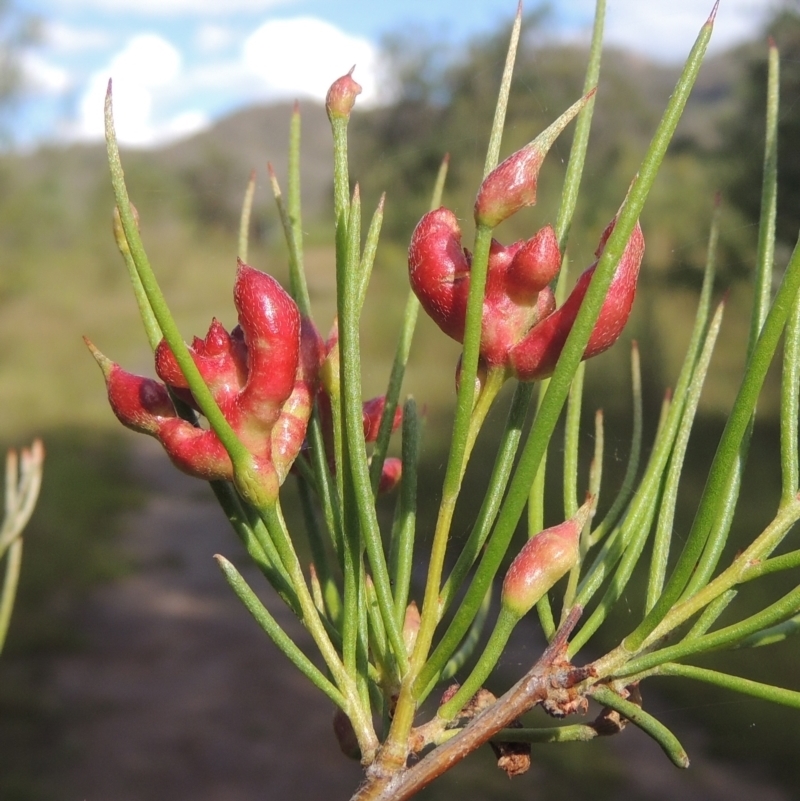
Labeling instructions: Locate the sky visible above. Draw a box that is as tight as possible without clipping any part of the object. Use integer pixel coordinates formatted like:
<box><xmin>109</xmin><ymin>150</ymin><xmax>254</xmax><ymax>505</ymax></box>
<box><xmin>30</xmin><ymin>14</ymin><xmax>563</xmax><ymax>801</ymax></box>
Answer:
<box><xmin>10</xmin><ymin>0</ymin><xmax>780</xmax><ymax>149</ymax></box>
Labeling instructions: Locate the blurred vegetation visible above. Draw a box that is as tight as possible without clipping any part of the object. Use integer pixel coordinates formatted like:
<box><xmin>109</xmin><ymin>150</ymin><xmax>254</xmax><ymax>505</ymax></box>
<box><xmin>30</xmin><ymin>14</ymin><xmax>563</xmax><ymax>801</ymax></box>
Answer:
<box><xmin>724</xmin><ymin>5</ymin><xmax>800</xmax><ymax>252</ymax></box>
<box><xmin>0</xmin><ymin>3</ymin><xmax>799</xmax><ymax>798</ymax></box>
<box><xmin>0</xmin><ymin>0</ymin><xmax>40</xmax><ymax>141</ymax></box>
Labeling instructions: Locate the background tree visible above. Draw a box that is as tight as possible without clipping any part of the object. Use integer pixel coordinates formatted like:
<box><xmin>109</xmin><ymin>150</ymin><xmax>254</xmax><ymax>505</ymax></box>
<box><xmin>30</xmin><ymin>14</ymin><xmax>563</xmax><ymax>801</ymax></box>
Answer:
<box><xmin>724</xmin><ymin>2</ymin><xmax>800</xmax><ymax>250</ymax></box>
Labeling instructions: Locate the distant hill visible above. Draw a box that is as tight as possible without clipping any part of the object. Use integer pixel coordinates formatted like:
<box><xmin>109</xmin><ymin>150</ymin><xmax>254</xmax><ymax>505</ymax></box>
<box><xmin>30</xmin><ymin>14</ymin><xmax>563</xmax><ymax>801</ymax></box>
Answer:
<box><xmin>0</xmin><ymin>37</ymin><xmax>766</xmax><ymax>438</ymax></box>
<box><xmin>0</xmin><ymin>41</ymin><xmax>746</xmax><ymax>253</ymax></box>
<box><xmin>152</xmin><ymin>100</ymin><xmax>335</xmax><ymax>228</ymax></box>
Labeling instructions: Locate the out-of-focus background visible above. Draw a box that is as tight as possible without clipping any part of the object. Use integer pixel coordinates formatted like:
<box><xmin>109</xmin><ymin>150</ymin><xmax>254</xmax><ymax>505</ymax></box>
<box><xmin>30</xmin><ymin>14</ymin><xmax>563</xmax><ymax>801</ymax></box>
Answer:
<box><xmin>1</xmin><ymin>0</ymin><xmax>799</xmax><ymax>798</ymax></box>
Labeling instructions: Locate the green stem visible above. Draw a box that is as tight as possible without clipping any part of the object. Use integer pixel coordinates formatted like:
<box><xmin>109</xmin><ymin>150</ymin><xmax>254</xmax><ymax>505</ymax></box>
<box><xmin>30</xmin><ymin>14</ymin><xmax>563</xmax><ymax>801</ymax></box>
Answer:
<box><xmin>369</xmin><ymin>154</ymin><xmax>449</xmax><ymax>496</ymax></box>
<box><xmin>0</xmin><ymin>538</ymin><xmax>22</xmax><ymax>655</ymax></box>
<box><xmin>260</xmin><ymin>502</ymin><xmax>351</xmax><ymax>686</ymax></box>
<box><xmin>356</xmin><ymin>195</ymin><xmax>385</xmax><ymax>315</ymax></box>
<box><xmin>297</xmin><ymin>476</ymin><xmax>342</xmax><ymax>622</ymax></box>
<box><xmin>748</xmin><ymin>41</ymin><xmax>779</xmax><ymax>358</ymax></box>
<box><xmin>216</xmin><ymin>555</ymin><xmax>347</xmax><ymax>709</ymax></box>
<box><xmin>735</xmin><ymin>612</ymin><xmax>800</xmax><ymax>648</ymax></box>
<box><xmin>646</xmin><ymin>300</ymin><xmax>725</xmax><ymax>609</ymax></box>
<box><xmin>338</xmin><ymin>189</ymin><xmax>407</xmax><ymax>672</ymax></box>
<box><xmin>628</xmin><ymin>230</ymin><xmax>800</xmax><ymax>650</ymax></box>
<box><xmin>782</xmin><ymin>278</ymin><xmax>800</xmax><ymax>504</ymax></box>
<box><xmin>482</xmin><ymin>2</ymin><xmax>522</xmax><ymax>175</ymax></box>
<box><xmin>563</xmin><ymin>362</ymin><xmax>585</xmax><ymax>519</ymax></box>
<box><xmin>562</xmin><ymin>410</ymin><xmax>602</xmax><ymax>618</ymax></box>
<box><xmin>590</xmin><ymin>685</ymin><xmax>689</xmax><ymax>768</ymax></box>
<box><xmin>741</xmin><ymin>548</ymin><xmax>800</xmax><ymax>582</ymax></box>
<box><xmin>684</xmin><ymin>589</ymin><xmax>737</xmax><ymax>640</ymax></box>
<box><xmin>268</xmin><ymin>164</ymin><xmax>312</xmax><ymax>316</ymax></box>
<box><xmin>105</xmin><ymin>85</ymin><xmax>260</xmax><ymax>500</ymax></box>
<box><xmin>614</xmin><ymin>582</ymin><xmax>800</xmax><ymax>678</ymax></box>
<box><xmin>589</xmin><ymin>343</ymin><xmax>642</xmax><ymax>546</ymax></box>
<box><xmin>211</xmin><ymin>480</ymin><xmax>301</xmax><ymax>616</ymax></box>
<box><xmin>306</xmin><ymin>410</ymin><xmax>344</xmax><ymax>564</ymax></box>
<box><xmin>568</xmin><ymin>475</ymin><xmax>662</xmax><ymax>655</ymax></box>
<box><xmin>645</xmin><ymin>495</ymin><xmax>800</xmax><ymax>646</ymax></box>
<box><xmin>365</xmin><ymin>577</ymin><xmax>392</xmax><ymax>685</ymax></box>
<box><xmin>439</xmin><ymin>382</ymin><xmax>534</xmax><ymax>616</ymax></box>
<box><xmin>112</xmin><ymin>208</ymin><xmax>162</xmax><ymax>350</ymax></box>
<box><xmin>554</xmin><ymin>0</ymin><xmax>605</xmax><ymax>252</ymax></box>
<box><xmin>657</xmin><ymin>663</ymin><xmax>800</xmax><ymax>709</ymax></box>
<box><xmin>238</xmin><ymin>170</ymin><xmax>256</xmax><ymax>263</ymax></box>
<box><xmin>390</xmin><ymin>399</ymin><xmax>420</xmax><ymax>625</ymax></box>
<box><xmin>287</xmin><ymin>103</ymin><xmax>311</xmax><ymax>315</ymax></box>
<box><xmin>439</xmin><ymin>588</ymin><xmax>492</xmax><ymax>686</ymax></box>
<box><xmin>438</xmin><ymin>607</ymin><xmax>518</xmax><ymax>722</ymax></box>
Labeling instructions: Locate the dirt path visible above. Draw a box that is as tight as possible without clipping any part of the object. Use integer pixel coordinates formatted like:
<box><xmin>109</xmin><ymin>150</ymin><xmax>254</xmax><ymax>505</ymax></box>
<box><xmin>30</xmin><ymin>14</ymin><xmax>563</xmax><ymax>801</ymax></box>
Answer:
<box><xmin>49</xmin><ymin>439</ymin><xmax>362</xmax><ymax>801</ymax></box>
<box><xmin>43</xmin><ymin>438</ymin><xmax>792</xmax><ymax>801</ymax></box>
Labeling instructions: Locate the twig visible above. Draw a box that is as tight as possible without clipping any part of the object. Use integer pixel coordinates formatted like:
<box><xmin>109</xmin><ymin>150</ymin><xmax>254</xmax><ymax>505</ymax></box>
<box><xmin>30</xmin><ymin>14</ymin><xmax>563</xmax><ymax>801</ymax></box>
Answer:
<box><xmin>351</xmin><ymin>607</ymin><xmax>587</xmax><ymax>801</ymax></box>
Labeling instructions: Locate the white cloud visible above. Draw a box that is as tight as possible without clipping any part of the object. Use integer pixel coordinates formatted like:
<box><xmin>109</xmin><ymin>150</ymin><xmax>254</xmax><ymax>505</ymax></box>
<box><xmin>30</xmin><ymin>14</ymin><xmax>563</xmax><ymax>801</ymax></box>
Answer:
<box><xmin>75</xmin><ymin>34</ymin><xmax>207</xmax><ymax>146</ymax></box>
<box><xmin>48</xmin><ymin>0</ymin><xmax>292</xmax><ymax>14</ymax></box>
<box><xmin>21</xmin><ymin>53</ymin><xmax>71</xmax><ymax>94</ymax></box>
<box><xmin>242</xmin><ymin>17</ymin><xmax>382</xmax><ymax>105</ymax></box>
<box><xmin>588</xmin><ymin>0</ymin><xmax>774</xmax><ymax>61</ymax></box>
<box><xmin>44</xmin><ymin>21</ymin><xmax>112</xmax><ymax>53</ymax></box>
<box><xmin>194</xmin><ymin>23</ymin><xmax>236</xmax><ymax>54</ymax></box>
<box><xmin>64</xmin><ymin>16</ymin><xmax>384</xmax><ymax>148</ymax></box>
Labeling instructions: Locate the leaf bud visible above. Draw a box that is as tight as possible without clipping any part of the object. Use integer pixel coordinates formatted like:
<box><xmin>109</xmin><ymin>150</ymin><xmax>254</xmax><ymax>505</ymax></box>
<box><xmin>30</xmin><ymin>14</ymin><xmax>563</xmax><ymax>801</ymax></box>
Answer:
<box><xmin>501</xmin><ymin>499</ymin><xmax>593</xmax><ymax>618</ymax></box>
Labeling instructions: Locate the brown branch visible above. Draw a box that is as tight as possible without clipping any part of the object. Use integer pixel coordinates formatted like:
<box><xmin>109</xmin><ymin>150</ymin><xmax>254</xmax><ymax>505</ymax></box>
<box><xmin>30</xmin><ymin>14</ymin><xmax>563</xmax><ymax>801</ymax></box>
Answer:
<box><xmin>351</xmin><ymin>606</ymin><xmax>588</xmax><ymax>801</ymax></box>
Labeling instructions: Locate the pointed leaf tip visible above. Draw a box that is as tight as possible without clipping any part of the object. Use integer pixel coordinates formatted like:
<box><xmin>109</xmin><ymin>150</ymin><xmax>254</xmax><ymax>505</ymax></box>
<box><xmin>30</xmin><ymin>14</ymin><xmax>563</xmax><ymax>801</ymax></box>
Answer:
<box><xmin>83</xmin><ymin>336</ymin><xmax>113</xmax><ymax>375</ymax></box>
<box><xmin>709</xmin><ymin>0</ymin><xmax>719</xmax><ymax>23</ymax></box>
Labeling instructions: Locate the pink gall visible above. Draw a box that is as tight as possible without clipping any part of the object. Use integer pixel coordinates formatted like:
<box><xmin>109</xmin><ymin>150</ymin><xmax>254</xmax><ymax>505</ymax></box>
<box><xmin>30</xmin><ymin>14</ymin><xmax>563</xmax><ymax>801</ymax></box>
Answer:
<box><xmin>88</xmin><ymin>262</ymin><xmax>319</xmax><ymax>503</ymax></box>
<box><xmin>508</xmin><ymin>216</ymin><xmax>645</xmax><ymax>381</ymax></box>
<box><xmin>409</xmin><ymin>208</ymin><xmax>561</xmax><ymax>369</ymax></box>
<box><xmin>501</xmin><ymin>499</ymin><xmax>593</xmax><ymax>619</ymax></box>
<box><xmin>409</xmin><ymin>206</ymin><xmax>644</xmax><ymax>384</ymax></box>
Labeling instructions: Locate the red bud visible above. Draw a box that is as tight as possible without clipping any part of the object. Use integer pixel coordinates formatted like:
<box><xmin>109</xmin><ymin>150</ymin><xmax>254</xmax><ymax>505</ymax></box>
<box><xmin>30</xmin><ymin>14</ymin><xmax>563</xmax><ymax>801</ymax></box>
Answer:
<box><xmin>505</xmin><ymin>225</ymin><xmax>561</xmax><ymax>302</ymax></box>
<box><xmin>326</xmin><ymin>66</ymin><xmax>362</xmax><ymax>120</ymax></box>
<box><xmin>402</xmin><ymin>600</ymin><xmax>420</xmax><ymax>655</ymax></box>
<box><xmin>362</xmin><ymin>396</ymin><xmax>402</xmax><ymax>442</ymax></box>
<box><xmin>474</xmin><ymin>92</ymin><xmax>594</xmax><ymax>228</ymax></box>
<box><xmin>377</xmin><ymin>456</ymin><xmax>402</xmax><ymax>494</ymax></box>
<box><xmin>501</xmin><ymin>500</ymin><xmax>593</xmax><ymax>618</ymax></box>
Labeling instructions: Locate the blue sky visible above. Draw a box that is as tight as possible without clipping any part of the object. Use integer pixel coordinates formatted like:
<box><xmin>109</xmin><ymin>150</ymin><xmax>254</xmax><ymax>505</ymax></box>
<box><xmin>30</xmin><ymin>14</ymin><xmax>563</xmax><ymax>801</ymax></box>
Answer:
<box><xmin>13</xmin><ymin>0</ymin><xmax>778</xmax><ymax>148</ymax></box>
